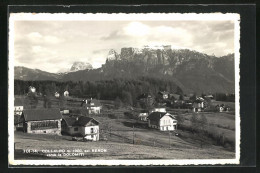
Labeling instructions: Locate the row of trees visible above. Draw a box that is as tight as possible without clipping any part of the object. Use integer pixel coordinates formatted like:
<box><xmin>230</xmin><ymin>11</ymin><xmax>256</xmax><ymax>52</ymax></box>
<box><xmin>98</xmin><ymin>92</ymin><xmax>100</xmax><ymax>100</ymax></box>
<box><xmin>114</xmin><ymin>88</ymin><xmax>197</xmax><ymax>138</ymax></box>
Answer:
<box><xmin>14</xmin><ymin>77</ymin><xmax>183</xmax><ymax>106</ymax></box>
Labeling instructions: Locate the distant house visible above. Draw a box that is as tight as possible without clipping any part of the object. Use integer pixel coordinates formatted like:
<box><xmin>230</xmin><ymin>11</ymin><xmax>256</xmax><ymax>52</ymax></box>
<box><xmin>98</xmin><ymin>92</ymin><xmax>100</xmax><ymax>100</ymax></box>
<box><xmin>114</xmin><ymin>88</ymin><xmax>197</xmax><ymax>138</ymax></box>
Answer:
<box><xmin>136</xmin><ymin>110</ymin><xmax>149</xmax><ymax>121</ymax></box>
<box><xmin>60</xmin><ymin>109</ymin><xmax>70</xmax><ymax>115</ymax></box>
<box><xmin>82</xmin><ymin>99</ymin><xmax>102</xmax><ymax>114</ymax></box>
<box><xmin>169</xmin><ymin>93</ymin><xmax>180</xmax><ymax>100</ymax></box>
<box><xmin>55</xmin><ymin>92</ymin><xmax>60</xmax><ymax>98</ymax></box>
<box><xmin>148</xmin><ymin>112</ymin><xmax>177</xmax><ymax>131</ymax></box>
<box><xmin>158</xmin><ymin>91</ymin><xmax>169</xmax><ymax>99</ymax></box>
<box><xmin>29</xmin><ymin>86</ymin><xmax>36</xmax><ymax>93</ymax></box>
<box><xmin>64</xmin><ymin>91</ymin><xmax>69</xmax><ymax>97</ymax></box>
<box><xmin>61</xmin><ymin>116</ymin><xmax>99</xmax><ymax>141</ymax></box>
<box><xmin>192</xmin><ymin>100</ymin><xmax>204</xmax><ymax>112</ymax></box>
<box><xmin>216</xmin><ymin>104</ymin><xmax>230</xmax><ymax>112</ymax></box>
<box><xmin>204</xmin><ymin>95</ymin><xmax>214</xmax><ymax>100</ymax></box>
<box><xmin>20</xmin><ymin>109</ymin><xmax>62</xmax><ymax>134</ymax></box>
<box><xmin>14</xmin><ymin>98</ymin><xmax>23</xmax><ymax>115</ymax></box>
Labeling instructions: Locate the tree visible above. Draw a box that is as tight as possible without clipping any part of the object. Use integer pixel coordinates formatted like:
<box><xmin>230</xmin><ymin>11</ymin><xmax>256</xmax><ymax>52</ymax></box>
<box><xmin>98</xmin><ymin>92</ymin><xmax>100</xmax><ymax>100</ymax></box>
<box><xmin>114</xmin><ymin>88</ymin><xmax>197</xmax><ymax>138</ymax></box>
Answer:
<box><xmin>43</xmin><ymin>95</ymin><xmax>52</xmax><ymax>108</ymax></box>
<box><xmin>26</xmin><ymin>92</ymin><xmax>38</xmax><ymax>109</ymax></box>
<box><xmin>176</xmin><ymin>115</ymin><xmax>185</xmax><ymax>125</ymax></box>
<box><xmin>122</xmin><ymin>91</ymin><xmax>133</xmax><ymax>106</ymax></box>
<box><xmin>114</xmin><ymin>97</ymin><xmax>123</xmax><ymax>109</ymax></box>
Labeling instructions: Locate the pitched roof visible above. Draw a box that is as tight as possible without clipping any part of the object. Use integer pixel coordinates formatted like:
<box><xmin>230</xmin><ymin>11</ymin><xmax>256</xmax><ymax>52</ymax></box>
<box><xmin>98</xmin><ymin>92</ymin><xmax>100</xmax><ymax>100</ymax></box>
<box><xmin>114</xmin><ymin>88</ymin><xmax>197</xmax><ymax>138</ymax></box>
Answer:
<box><xmin>62</xmin><ymin>116</ymin><xmax>77</xmax><ymax>126</ymax></box>
<box><xmin>148</xmin><ymin>112</ymin><xmax>167</xmax><ymax>121</ymax></box>
<box><xmin>14</xmin><ymin>98</ymin><xmax>23</xmax><ymax>106</ymax></box>
<box><xmin>62</xmin><ymin>116</ymin><xmax>99</xmax><ymax>126</ymax></box>
<box><xmin>22</xmin><ymin>109</ymin><xmax>62</xmax><ymax>121</ymax></box>
<box><xmin>85</xmin><ymin>99</ymin><xmax>101</xmax><ymax>107</ymax></box>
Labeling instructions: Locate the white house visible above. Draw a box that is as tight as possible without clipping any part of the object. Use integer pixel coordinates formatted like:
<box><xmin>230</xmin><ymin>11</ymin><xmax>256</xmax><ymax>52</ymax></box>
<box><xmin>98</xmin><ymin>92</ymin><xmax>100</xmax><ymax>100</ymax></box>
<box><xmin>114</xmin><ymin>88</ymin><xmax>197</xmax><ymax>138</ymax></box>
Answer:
<box><xmin>64</xmin><ymin>91</ymin><xmax>69</xmax><ymax>97</ymax></box>
<box><xmin>62</xmin><ymin>116</ymin><xmax>99</xmax><ymax>141</ymax></box>
<box><xmin>82</xmin><ymin>99</ymin><xmax>102</xmax><ymax>114</ymax></box>
<box><xmin>55</xmin><ymin>92</ymin><xmax>60</xmax><ymax>98</ymax></box>
<box><xmin>158</xmin><ymin>91</ymin><xmax>169</xmax><ymax>99</ymax></box>
<box><xmin>192</xmin><ymin>100</ymin><xmax>204</xmax><ymax>112</ymax></box>
<box><xmin>29</xmin><ymin>86</ymin><xmax>36</xmax><ymax>93</ymax></box>
<box><xmin>148</xmin><ymin>112</ymin><xmax>177</xmax><ymax>131</ymax></box>
<box><xmin>14</xmin><ymin>98</ymin><xmax>23</xmax><ymax>115</ymax></box>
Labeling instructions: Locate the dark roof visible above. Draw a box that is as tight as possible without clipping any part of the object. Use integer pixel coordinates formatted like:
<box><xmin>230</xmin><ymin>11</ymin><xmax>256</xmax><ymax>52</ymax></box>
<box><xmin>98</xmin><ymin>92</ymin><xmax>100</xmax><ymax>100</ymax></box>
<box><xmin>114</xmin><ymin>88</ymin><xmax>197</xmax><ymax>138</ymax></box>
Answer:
<box><xmin>62</xmin><ymin>116</ymin><xmax>99</xmax><ymax>127</ymax></box>
<box><xmin>85</xmin><ymin>99</ymin><xmax>101</xmax><ymax>107</ymax></box>
<box><xmin>62</xmin><ymin>116</ymin><xmax>77</xmax><ymax>126</ymax></box>
<box><xmin>14</xmin><ymin>98</ymin><xmax>23</xmax><ymax>106</ymax></box>
<box><xmin>193</xmin><ymin>99</ymin><xmax>203</xmax><ymax>103</ymax></box>
<box><xmin>148</xmin><ymin>112</ymin><xmax>167</xmax><ymax>121</ymax></box>
<box><xmin>22</xmin><ymin>109</ymin><xmax>62</xmax><ymax>121</ymax></box>
<box><xmin>137</xmin><ymin>93</ymin><xmax>152</xmax><ymax>99</ymax></box>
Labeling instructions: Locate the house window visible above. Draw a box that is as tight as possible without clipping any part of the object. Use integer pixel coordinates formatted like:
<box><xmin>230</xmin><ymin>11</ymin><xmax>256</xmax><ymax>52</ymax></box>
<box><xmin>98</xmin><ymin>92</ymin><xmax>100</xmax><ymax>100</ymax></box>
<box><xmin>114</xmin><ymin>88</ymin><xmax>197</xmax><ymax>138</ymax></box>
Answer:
<box><xmin>91</xmin><ymin>128</ymin><xmax>94</xmax><ymax>133</ymax></box>
<box><xmin>74</xmin><ymin>127</ymin><xmax>78</xmax><ymax>131</ymax></box>
<box><xmin>91</xmin><ymin>135</ymin><xmax>94</xmax><ymax>138</ymax></box>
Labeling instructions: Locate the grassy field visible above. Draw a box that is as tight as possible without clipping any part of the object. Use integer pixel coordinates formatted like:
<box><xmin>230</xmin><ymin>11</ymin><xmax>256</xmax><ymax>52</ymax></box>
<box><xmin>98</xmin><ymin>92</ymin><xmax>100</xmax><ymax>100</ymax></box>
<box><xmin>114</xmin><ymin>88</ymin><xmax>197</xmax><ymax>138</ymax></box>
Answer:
<box><xmin>13</xmin><ymin>95</ymin><xmax>236</xmax><ymax>160</ymax></box>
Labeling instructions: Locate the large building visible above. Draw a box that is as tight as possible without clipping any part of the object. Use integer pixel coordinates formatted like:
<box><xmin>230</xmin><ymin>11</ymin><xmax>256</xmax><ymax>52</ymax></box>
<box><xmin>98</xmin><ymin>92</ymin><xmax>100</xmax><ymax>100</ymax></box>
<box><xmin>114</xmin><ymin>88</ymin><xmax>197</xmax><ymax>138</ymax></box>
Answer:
<box><xmin>148</xmin><ymin>112</ymin><xmax>177</xmax><ymax>131</ymax></box>
<box><xmin>62</xmin><ymin>116</ymin><xmax>99</xmax><ymax>141</ymax></box>
<box><xmin>20</xmin><ymin>109</ymin><xmax>62</xmax><ymax>134</ymax></box>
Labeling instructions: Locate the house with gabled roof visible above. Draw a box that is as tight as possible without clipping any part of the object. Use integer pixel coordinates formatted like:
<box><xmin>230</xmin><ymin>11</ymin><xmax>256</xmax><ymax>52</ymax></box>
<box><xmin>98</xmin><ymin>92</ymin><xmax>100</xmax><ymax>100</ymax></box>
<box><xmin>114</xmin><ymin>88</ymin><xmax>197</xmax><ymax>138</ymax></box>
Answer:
<box><xmin>62</xmin><ymin>116</ymin><xmax>99</xmax><ymax>141</ymax></box>
<box><xmin>158</xmin><ymin>91</ymin><xmax>169</xmax><ymax>99</ymax></box>
<box><xmin>82</xmin><ymin>98</ymin><xmax>102</xmax><ymax>114</ymax></box>
<box><xmin>148</xmin><ymin>112</ymin><xmax>177</xmax><ymax>131</ymax></box>
<box><xmin>20</xmin><ymin>109</ymin><xmax>62</xmax><ymax>134</ymax></box>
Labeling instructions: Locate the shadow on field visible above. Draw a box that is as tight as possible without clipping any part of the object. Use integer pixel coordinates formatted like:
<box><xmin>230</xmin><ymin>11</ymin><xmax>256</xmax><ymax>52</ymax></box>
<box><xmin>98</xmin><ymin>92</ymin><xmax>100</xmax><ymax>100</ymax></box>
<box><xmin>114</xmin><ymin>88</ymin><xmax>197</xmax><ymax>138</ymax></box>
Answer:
<box><xmin>122</xmin><ymin>121</ymin><xmax>148</xmax><ymax>129</ymax></box>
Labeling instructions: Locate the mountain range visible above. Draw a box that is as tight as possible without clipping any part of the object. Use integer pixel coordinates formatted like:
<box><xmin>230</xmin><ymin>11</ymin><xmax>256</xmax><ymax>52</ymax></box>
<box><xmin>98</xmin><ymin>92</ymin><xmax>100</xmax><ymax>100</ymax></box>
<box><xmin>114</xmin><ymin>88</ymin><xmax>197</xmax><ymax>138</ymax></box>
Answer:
<box><xmin>14</xmin><ymin>46</ymin><xmax>235</xmax><ymax>94</ymax></box>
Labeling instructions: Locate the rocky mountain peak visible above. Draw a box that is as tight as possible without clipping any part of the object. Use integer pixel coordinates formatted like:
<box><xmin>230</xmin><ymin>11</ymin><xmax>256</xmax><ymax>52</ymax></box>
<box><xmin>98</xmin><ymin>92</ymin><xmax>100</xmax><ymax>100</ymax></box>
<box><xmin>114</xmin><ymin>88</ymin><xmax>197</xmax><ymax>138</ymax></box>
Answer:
<box><xmin>70</xmin><ymin>61</ymin><xmax>93</xmax><ymax>72</ymax></box>
<box><xmin>107</xmin><ymin>49</ymin><xmax>119</xmax><ymax>61</ymax></box>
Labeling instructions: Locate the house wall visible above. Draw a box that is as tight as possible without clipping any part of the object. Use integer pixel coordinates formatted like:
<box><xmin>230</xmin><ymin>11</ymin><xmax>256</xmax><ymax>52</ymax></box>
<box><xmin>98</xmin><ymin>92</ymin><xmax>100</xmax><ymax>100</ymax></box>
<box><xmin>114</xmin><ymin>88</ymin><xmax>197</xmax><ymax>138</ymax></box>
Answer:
<box><xmin>82</xmin><ymin>125</ymin><xmax>99</xmax><ymax>141</ymax></box>
<box><xmin>159</xmin><ymin>115</ymin><xmax>177</xmax><ymax>131</ymax></box>
<box><xmin>87</xmin><ymin>107</ymin><xmax>101</xmax><ymax>114</ymax></box>
<box><xmin>26</xmin><ymin>119</ymin><xmax>61</xmax><ymax>135</ymax></box>
<box><xmin>14</xmin><ymin>106</ymin><xmax>23</xmax><ymax>115</ymax></box>
<box><xmin>67</xmin><ymin>125</ymin><xmax>99</xmax><ymax>141</ymax></box>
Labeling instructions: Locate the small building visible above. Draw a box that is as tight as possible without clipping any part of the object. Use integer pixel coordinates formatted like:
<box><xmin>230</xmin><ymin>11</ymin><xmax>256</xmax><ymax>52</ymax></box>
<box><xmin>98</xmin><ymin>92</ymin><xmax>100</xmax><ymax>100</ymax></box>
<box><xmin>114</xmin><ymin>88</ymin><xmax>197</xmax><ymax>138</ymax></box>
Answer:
<box><xmin>14</xmin><ymin>98</ymin><xmax>24</xmax><ymax>115</ymax></box>
<box><xmin>216</xmin><ymin>104</ymin><xmax>230</xmax><ymax>112</ymax></box>
<box><xmin>55</xmin><ymin>92</ymin><xmax>60</xmax><ymax>98</ymax></box>
<box><xmin>148</xmin><ymin>112</ymin><xmax>177</xmax><ymax>131</ymax></box>
<box><xmin>192</xmin><ymin>100</ymin><xmax>204</xmax><ymax>112</ymax></box>
<box><xmin>82</xmin><ymin>99</ymin><xmax>102</xmax><ymax>114</ymax></box>
<box><xmin>158</xmin><ymin>91</ymin><xmax>169</xmax><ymax>99</ymax></box>
<box><xmin>29</xmin><ymin>86</ymin><xmax>36</xmax><ymax>93</ymax></box>
<box><xmin>204</xmin><ymin>94</ymin><xmax>214</xmax><ymax>100</ymax></box>
<box><xmin>169</xmin><ymin>93</ymin><xmax>180</xmax><ymax>100</ymax></box>
<box><xmin>61</xmin><ymin>116</ymin><xmax>99</xmax><ymax>141</ymax></box>
<box><xmin>149</xmin><ymin>107</ymin><xmax>166</xmax><ymax>114</ymax></box>
<box><xmin>136</xmin><ymin>110</ymin><xmax>149</xmax><ymax>121</ymax></box>
<box><xmin>20</xmin><ymin>109</ymin><xmax>62</xmax><ymax>135</ymax></box>
<box><xmin>64</xmin><ymin>91</ymin><xmax>69</xmax><ymax>97</ymax></box>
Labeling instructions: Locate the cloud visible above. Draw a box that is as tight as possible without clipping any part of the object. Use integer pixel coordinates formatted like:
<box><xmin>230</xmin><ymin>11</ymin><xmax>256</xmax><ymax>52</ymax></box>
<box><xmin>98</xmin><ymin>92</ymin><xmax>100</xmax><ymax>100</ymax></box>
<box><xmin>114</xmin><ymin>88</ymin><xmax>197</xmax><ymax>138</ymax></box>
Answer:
<box><xmin>13</xmin><ymin>20</ymin><xmax>235</xmax><ymax>73</ymax></box>
<box><xmin>124</xmin><ymin>22</ymin><xmax>151</xmax><ymax>36</ymax></box>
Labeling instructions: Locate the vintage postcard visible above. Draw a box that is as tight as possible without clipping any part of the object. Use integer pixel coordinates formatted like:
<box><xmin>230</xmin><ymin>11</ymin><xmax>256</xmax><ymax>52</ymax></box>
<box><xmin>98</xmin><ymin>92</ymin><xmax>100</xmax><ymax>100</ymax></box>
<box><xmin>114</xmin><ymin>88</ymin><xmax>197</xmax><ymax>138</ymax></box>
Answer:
<box><xmin>8</xmin><ymin>12</ymin><xmax>240</xmax><ymax>166</ymax></box>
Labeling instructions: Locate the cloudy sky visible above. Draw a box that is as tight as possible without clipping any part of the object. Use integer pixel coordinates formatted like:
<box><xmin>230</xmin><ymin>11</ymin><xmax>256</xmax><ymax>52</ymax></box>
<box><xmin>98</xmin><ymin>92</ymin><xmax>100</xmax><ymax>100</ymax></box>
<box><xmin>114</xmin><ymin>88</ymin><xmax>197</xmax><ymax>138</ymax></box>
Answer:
<box><xmin>14</xmin><ymin>20</ymin><xmax>234</xmax><ymax>73</ymax></box>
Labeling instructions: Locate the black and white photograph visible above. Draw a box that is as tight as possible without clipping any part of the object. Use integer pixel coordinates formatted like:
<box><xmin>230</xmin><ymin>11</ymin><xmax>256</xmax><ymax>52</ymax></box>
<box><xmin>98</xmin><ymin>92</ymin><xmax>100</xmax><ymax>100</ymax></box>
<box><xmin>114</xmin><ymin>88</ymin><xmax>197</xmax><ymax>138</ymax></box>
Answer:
<box><xmin>8</xmin><ymin>13</ymin><xmax>240</xmax><ymax>166</ymax></box>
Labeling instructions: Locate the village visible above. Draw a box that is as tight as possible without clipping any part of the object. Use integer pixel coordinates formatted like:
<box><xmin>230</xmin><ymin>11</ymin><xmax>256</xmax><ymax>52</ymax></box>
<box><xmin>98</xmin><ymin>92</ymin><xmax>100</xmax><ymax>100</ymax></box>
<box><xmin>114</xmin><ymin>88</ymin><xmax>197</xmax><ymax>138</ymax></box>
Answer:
<box><xmin>13</xmin><ymin>86</ymin><xmax>236</xmax><ymax>159</ymax></box>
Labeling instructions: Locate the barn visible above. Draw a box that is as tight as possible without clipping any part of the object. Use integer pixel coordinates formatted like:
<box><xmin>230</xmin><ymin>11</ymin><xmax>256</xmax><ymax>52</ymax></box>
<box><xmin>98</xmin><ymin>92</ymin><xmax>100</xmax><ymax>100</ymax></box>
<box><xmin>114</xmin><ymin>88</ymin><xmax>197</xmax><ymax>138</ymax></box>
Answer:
<box><xmin>20</xmin><ymin>109</ymin><xmax>62</xmax><ymax>135</ymax></box>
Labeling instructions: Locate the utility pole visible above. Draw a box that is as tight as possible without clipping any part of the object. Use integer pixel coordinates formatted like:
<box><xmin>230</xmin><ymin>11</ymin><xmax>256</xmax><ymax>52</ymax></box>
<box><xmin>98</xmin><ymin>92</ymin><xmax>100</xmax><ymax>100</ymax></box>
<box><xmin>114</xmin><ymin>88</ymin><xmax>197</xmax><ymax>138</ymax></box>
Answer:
<box><xmin>169</xmin><ymin>131</ymin><xmax>171</xmax><ymax>149</ymax></box>
<box><xmin>132</xmin><ymin>125</ymin><xmax>135</xmax><ymax>145</ymax></box>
